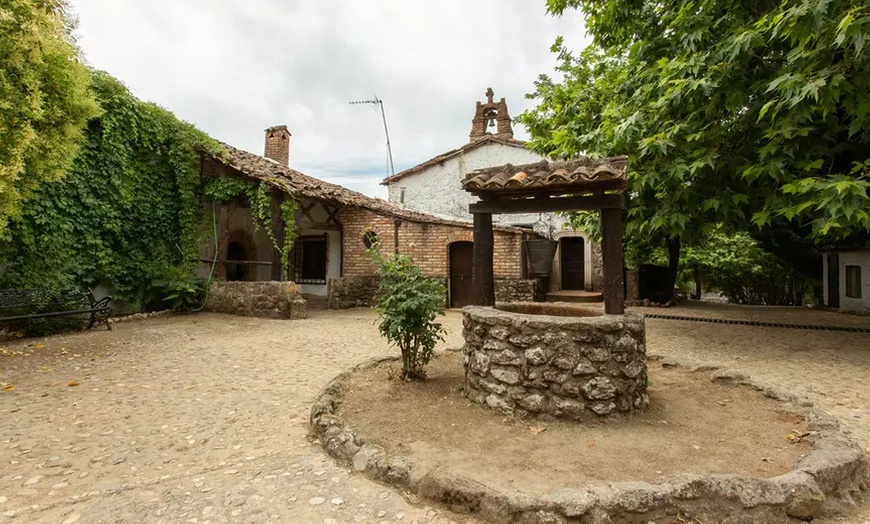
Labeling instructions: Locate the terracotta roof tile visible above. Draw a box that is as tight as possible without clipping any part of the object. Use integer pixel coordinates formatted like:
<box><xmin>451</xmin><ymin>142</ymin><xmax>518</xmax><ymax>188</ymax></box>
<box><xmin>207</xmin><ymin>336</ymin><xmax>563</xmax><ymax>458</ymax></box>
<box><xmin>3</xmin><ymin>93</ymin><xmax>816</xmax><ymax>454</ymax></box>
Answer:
<box><xmin>463</xmin><ymin>156</ymin><xmax>629</xmax><ymax>196</ymax></box>
<box><xmin>210</xmin><ymin>143</ymin><xmax>526</xmax><ymax>233</ymax></box>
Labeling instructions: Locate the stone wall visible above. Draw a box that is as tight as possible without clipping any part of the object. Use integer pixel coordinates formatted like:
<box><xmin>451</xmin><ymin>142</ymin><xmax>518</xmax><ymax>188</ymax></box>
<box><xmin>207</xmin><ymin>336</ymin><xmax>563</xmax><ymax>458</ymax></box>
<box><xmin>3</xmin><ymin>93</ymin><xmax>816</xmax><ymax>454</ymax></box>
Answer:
<box><xmin>462</xmin><ymin>305</ymin><xmax>648</xmax><ymax>419</ymax></box>
<box><xmin>327</xmin><ymin>276</ymin><xmax>380</xmax><ymax>309</ymax></box>
<box><xmin>494</xmin><ymin>279</ymin><xmax>545</xmax><ymax>303</ymax></box>
<box><xmin>205</xmin><ymin>281</ymin><xmax>307</xmax><ymax>319</ymax></box>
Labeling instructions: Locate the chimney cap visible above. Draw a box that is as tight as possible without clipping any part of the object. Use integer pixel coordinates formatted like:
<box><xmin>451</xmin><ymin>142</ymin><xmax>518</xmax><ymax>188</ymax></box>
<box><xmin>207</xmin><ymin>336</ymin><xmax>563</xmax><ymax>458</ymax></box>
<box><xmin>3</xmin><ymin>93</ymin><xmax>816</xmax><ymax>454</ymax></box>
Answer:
<box><xmin>266</xmin><ymin>125</ymin><xmax>291</xmax><ymax>136</ymax></box>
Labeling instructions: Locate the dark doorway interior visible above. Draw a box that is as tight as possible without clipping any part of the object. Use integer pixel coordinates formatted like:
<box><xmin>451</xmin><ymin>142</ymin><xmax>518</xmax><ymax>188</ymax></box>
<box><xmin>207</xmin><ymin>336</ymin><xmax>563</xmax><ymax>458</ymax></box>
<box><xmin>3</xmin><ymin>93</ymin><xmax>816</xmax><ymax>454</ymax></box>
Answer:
<box><xmin>560</xmin><ymin>237</ymin><xmax>586</xmax><ymax>290</ymax></box>
<box><xmin>450</xmin><ymin>242</ymin><xmax>474</xmax><ymax>308</ymax></box>
<box><xmin>227</xmin><ymin>241</ymin><xmax>246</xmax><ymax>281</ymax></box>
<box><xmin>827</xmin><ymin>253</ymin><xmax>840</xmax><ymax>308</ymax></box>
<box><xmin>294</xmin><ymin>235</ymin><xmax>328</xmax><ymax>284</ymax></box>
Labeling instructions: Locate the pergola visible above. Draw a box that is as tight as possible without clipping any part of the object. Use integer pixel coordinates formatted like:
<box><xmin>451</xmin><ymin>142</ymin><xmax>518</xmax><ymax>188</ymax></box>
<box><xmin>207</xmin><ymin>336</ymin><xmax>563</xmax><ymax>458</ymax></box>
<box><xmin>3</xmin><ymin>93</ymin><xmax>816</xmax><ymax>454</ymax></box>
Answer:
<box><xmin>462</xmin><ymin>156</ymin><xmax>629</xmax><ymax>314</ymax></box>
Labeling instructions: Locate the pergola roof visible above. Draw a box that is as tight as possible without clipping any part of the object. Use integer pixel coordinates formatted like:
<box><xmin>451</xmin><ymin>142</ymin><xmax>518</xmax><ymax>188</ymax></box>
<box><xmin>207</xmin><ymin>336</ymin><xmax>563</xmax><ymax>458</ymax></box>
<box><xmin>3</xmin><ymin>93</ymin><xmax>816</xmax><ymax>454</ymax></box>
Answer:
<box><xmin>462</xmin><ymin>156</ymin><xmax>628</xmax><ymax>197</ymax></box>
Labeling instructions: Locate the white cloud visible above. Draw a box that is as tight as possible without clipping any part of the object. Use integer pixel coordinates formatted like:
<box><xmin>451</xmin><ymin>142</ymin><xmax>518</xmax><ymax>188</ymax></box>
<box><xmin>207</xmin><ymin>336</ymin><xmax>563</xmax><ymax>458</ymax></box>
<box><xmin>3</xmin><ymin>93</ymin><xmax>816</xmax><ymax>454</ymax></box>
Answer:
<box><xmin>70</xmin><ymin>0</ymin><xmax>589</xmax><ymax>198</ymax></box>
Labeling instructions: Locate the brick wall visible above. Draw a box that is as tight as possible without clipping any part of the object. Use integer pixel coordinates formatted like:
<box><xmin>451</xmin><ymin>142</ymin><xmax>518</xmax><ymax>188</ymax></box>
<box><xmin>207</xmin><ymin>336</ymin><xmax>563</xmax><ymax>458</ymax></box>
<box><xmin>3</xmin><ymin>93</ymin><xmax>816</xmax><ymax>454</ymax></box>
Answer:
<box><xmin>339</xmin><ymin>206</ymin><xmax>523</xmax><ymax>279</ymax></box>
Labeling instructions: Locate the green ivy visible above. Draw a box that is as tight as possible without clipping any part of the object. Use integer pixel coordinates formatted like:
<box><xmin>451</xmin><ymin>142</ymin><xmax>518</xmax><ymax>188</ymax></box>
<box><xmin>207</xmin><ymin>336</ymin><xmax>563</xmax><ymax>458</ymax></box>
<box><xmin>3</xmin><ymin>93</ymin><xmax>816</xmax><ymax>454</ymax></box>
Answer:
<box><xmin>202</xmin><ymin>176</ymin><xmax>298</xmax><ymax>278</ymax></box>
<box><xmin>0</xmin><ymin>71</ymin><xmax>219</xmax><ymax>310</ymax></box>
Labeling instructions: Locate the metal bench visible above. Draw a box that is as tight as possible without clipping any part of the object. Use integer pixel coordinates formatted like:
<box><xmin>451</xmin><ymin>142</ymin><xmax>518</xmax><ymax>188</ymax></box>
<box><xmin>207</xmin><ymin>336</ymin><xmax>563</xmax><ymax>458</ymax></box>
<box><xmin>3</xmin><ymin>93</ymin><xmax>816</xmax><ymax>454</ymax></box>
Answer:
<box><xmin>0</xmin><ymin>289</ymin><xmax>112</xmax><ymax>331</ymax></box>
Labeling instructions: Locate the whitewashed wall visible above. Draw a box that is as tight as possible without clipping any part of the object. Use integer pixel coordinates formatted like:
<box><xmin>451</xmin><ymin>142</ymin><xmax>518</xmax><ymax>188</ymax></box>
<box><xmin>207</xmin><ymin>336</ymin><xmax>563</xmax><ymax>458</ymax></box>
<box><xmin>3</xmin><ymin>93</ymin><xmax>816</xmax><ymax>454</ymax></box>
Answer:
<box><xmin>387</xmin><ymin>143</ymin><xmax>567</xmax><ymax>234</ymax></box>
<box><xmin>835</xmin><ymin>251</ymin><xmax>870</xmax><ymax>311</ymax></box>
<box><xmin>295</xmin><ymin>201</ymin><xmax>342</xmax><ymax>297</ymax></box>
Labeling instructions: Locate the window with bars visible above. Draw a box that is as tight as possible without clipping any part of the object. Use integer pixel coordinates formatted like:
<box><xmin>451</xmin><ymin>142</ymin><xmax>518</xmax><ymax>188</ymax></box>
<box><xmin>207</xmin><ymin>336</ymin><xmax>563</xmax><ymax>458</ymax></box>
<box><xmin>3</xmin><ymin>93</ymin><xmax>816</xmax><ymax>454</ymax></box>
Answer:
<box><xmin>294</xmin><ymin>235</ymin><xmax>328</xmax><ymax>284</ymax></box>
<box><xmin>845</xmin><ymin>265</ymin><xmax>862</xmax><ymax>299</ymax></box>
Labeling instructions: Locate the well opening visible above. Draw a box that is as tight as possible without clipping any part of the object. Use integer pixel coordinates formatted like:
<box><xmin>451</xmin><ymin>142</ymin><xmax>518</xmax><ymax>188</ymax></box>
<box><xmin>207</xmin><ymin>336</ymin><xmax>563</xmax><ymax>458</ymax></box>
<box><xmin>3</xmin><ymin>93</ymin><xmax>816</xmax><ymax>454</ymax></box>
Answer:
<box><xmin>495</xmin><ymin>301</ymin><xmax>602</xmax><ymax>318</ymax></box>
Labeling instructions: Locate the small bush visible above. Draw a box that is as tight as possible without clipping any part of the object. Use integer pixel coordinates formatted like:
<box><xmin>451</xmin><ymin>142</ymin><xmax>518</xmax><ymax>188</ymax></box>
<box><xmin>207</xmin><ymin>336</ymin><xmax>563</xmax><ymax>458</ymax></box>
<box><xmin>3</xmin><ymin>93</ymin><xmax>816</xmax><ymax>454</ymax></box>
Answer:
<box><xmin>369</xmin><ymin>247</ymin><xmax>446</xmax><ymax>381</ymax></box>
<box><xmin>148</xmin><ymin>273</ymin><xmax>207</xmax><ymax>312</ymax></box>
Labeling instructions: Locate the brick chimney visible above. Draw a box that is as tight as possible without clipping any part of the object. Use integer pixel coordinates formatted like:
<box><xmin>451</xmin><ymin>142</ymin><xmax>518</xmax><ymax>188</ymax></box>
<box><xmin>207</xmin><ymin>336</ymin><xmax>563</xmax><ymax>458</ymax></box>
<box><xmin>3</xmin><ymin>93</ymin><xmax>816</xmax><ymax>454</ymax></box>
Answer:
<box><xmin>469</xmin><ymin>88</ymin><xmax>514</xmax><ymax>142</ymax></box>
<box><xmin>264</xmin><ymin>125</ymin><xmax>291</xmax><ymax>165</ymax></box>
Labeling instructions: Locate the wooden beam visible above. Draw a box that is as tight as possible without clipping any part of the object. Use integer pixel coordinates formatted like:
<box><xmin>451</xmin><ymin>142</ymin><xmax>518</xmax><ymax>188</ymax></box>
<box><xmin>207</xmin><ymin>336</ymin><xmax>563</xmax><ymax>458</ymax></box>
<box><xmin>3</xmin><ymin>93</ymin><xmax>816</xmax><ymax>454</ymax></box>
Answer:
<box><xmin>471</xmin><ymin>213</ymin><xmax>495</xmax><ymax>306</ymax></box>
<box><xmin>469</xmin><ymin>193</ymin><xmax>623</xmax><ymax>215</ymax></box>
<box><xmin>600</xmin><ymin>208</ymin><xmax>625</xmax><ymax>315</ymax></box>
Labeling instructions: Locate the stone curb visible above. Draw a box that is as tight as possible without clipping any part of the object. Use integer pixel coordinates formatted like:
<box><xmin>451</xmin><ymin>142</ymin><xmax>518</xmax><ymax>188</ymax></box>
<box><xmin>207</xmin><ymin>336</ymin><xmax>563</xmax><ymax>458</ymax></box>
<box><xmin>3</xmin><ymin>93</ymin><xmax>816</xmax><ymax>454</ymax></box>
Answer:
<box><xmin>310</xmin><ymin>356</ymin><xmax>867</xmax><ymax>524</ymax></box>
<box><xmin>109</xmin><ymin>310</ymin><xmax>173</xmax><ymax>324</ymax></box>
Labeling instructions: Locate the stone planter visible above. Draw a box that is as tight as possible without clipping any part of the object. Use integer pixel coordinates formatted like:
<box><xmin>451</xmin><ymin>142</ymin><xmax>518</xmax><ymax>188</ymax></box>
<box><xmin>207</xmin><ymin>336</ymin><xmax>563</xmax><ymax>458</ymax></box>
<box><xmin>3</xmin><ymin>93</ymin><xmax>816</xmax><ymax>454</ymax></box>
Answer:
<box><xmin>462</xmin><ymin>303</ymin><xmax>647</xmax><ymax>419</ymax></box>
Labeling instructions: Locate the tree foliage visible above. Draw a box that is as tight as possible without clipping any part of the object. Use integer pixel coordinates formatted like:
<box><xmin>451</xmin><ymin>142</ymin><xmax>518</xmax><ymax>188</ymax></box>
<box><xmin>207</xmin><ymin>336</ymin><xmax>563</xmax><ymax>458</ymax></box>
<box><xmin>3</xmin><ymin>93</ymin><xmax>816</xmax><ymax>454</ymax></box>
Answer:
<box><xmin>0</xmin><ymin>0</ymin><xmax>99</xmax><ymax>233</ymax></box>
<box><xmin>369</xmin><ymin>245</ymin><xmax>446</xmax><ymax>381</ymax></box>
<box><xmin>0</xmin><ymin>71</ymin><xmax>218</xmax><ymax>310</ymax></box>
<box><xmin>522</xmin><ymin>0</ymin><xmax>870</xmax><ymax>245</ymax></box>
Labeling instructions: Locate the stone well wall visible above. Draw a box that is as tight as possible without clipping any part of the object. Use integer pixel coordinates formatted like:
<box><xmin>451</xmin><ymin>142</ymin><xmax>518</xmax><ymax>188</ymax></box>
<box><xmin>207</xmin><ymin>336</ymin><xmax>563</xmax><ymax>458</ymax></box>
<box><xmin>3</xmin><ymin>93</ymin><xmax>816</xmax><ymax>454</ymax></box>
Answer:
<box><xmin>206</xmin><ymin>281</ymin><xmax>307</xmax><ymax>319</ymax></box>
<box><xmin>462</xmin><ymin>305</ymin><xmax>648</xmax><ymax>419</ymax></box>
<box><xmin>494</xmin><ymin>279</ymin><xmax>545</xmax><ymax>303</ymax></box>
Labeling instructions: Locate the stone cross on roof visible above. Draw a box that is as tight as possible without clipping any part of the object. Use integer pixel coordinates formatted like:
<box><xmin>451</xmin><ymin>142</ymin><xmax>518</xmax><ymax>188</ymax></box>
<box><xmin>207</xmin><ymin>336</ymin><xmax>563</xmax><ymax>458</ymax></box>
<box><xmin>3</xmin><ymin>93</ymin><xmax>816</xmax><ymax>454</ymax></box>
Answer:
<box><xmin>485</xmin><ymin>87</ymin><xmax>494</xmax><ymax>104</ymax></box>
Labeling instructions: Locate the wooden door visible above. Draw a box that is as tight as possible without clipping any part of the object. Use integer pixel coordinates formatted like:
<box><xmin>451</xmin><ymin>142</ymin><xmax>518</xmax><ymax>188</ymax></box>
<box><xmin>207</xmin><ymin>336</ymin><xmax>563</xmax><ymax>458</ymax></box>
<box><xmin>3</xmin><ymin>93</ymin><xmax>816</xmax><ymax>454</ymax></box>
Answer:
<box><xmin>561</xmin><ymin>237</ymin><xmax>586</xmax><ymax>290</ymax></box>
<box><xmin>449</xmin><ymin>242</ymin><xmax>474</xmax><ymax>308</ymax></box>
<box><xmin>827</xmin><ymin>253</ymin><xmax>840</xmax><ymax>308</ymax></box>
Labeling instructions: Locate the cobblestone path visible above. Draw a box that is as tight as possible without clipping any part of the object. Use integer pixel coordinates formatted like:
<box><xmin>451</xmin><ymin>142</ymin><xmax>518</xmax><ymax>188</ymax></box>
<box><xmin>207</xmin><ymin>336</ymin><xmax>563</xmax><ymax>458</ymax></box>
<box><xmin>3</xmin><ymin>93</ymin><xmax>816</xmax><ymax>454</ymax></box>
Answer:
<box><xmin>0</xmin><ymin>303</ymin><xmax>868</xmax><ymax>523</ymax></box>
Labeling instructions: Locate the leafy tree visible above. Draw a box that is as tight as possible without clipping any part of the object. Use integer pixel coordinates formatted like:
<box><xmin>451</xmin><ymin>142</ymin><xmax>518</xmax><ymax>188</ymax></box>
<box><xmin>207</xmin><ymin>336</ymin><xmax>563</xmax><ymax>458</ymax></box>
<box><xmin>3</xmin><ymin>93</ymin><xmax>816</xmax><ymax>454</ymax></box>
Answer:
<box><xmin>521</xmin><ymin>0</ymin><xmax>870</xmax><ymax>292</ymax></box>
<box><xmin>369</xmin><ymin>245</ymin><xmax>446</xmax><ymax>381</ymax></box>
<box><xmin>0</xmin><ymin>0</ymin><xmax>99</xmax><ymax>233</ymax></box>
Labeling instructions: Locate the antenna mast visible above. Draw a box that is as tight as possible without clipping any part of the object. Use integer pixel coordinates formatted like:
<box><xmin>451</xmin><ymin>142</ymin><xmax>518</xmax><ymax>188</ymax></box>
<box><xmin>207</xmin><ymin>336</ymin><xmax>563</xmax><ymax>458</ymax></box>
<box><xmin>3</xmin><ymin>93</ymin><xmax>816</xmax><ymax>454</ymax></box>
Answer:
<box><xmin>349</xmin><ymin>96</ymin><xmax>395</xmax><ymax>178</ymax></box>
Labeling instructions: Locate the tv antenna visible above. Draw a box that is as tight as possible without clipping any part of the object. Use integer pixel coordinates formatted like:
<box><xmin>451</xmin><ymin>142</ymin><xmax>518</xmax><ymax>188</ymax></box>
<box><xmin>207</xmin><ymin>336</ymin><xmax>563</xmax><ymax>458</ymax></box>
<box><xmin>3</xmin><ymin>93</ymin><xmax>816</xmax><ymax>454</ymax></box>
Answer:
<box><xmin>349</xmin><ymin>95</ymin><xmax>395</xmax><ymax>178</ymax></box>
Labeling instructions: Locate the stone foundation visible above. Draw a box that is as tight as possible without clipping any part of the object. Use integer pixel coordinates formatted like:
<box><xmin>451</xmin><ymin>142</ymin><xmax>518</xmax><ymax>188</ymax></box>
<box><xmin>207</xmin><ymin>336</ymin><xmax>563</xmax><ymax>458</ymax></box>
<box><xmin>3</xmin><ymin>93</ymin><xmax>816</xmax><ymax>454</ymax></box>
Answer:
<box><xmin>328</xmin><ymin>276</ymin><xmax>546</xmax><ymax>309</ymax></box>
<box><xmin>462</xmin><ymin>304</ymin><xmax>648</xmax><ymax>419</ymax></box>
<box><xmin>494</xmin><ymin>279</ymin><xmax>545</xmax><ymax>303</ymax></box>
<box><xmin>205</xmin><ymin>281</ymin><xmax>307</xmax><ymax>319</ymax></box>
<box><xmin>328</xmin><ymin>276</ymin><xmax>380</xmax><ymax>309</ymax></box>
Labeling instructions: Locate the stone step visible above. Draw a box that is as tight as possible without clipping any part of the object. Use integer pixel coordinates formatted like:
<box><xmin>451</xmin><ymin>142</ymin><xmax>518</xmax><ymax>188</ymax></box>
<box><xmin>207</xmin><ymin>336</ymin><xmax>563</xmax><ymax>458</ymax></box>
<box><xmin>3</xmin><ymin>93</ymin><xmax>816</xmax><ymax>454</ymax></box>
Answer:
<box><xmin>545</xmin><ymin>290</ymin><xmax>604</xmax><ymax>303</ymax></box>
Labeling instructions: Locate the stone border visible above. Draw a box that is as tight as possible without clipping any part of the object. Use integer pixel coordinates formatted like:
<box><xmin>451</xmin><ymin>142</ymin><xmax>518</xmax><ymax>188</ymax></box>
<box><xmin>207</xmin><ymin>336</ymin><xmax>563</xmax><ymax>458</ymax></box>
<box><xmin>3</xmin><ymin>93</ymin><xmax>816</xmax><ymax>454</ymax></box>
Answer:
<box><xmin>109</xmin><ymin>310</ymin><xmax>173</xmax><ymax>324</ymax></box>
<box><xmin>310</xmin><ymin>355</ymin><xmax>867</xmax><ymax>524</ymax></box>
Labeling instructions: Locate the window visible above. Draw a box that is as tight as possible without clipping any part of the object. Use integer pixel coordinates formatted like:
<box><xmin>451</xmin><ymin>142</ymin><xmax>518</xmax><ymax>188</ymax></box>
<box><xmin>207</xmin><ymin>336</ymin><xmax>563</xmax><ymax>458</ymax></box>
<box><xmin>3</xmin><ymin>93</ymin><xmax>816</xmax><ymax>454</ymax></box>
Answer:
<box><xmin>294</xmin><ymin>235</ymin><xmax>327</xmax><ymax>284</ymax></box>
<box><xmin>363</xmin><ymin>230</ymin><xmax>380</xmax><ymax>249</ymax></box>
<box><xmin>845</xmin><ymin>265</ymin><xmax>862</xmax><ymax>299</ymax></box>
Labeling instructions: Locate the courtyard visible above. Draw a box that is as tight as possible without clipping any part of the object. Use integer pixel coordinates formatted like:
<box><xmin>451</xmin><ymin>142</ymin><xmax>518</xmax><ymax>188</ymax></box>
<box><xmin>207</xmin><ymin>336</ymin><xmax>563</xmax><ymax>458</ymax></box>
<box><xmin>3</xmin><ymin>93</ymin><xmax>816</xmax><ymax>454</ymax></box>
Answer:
<box><xmin>0</xmin><ymin>304</ymin><xmax>869</xmax><ymax>523</ymax></box>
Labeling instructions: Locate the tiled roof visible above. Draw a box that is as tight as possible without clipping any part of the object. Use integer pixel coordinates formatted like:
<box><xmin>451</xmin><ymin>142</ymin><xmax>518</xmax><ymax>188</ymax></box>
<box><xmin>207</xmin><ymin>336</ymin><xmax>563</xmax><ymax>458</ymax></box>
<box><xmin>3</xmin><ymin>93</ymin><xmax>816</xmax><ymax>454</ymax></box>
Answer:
<box><xmin>211</xmin><ymin>143</ymin><xmax>526</xmax><ymax>233</ymax></box>
<box><xmin>381</xmin><ymin>135</ymin><xmax>528</xmax><ymax>185</ymax></box>
<box><xmin>463</xmin><ymin>156</ymin><xmax>629</xmax><ymax>196</ymax></box>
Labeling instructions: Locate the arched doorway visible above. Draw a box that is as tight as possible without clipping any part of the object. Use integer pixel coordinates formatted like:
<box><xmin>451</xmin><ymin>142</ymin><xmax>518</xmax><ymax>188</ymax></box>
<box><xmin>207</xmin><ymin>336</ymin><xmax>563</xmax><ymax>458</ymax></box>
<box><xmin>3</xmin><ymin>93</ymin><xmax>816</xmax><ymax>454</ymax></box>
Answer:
<box><xmin>227</xmin><ymin>241</ymin><xmax>247</xmax><ymax>281</ymax></box>
<box><xmin>449</xmin><ymin>241</ymin><xmax>474</xmax><ymax>308</ymax></box>
<box><xmin>561</xmin><ymin>237</ymin><xmax>586</xmax><ymax>290</ymax></box>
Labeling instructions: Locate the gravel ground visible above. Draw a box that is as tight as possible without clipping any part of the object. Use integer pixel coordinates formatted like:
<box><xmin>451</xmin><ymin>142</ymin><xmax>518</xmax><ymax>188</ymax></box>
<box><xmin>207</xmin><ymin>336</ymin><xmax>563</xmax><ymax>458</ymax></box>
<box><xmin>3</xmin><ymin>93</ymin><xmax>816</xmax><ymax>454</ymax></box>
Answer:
<box><xmin>0</xmin><ymin>304</ymin><xmax>868</xmax><ymax>523</ymax></box>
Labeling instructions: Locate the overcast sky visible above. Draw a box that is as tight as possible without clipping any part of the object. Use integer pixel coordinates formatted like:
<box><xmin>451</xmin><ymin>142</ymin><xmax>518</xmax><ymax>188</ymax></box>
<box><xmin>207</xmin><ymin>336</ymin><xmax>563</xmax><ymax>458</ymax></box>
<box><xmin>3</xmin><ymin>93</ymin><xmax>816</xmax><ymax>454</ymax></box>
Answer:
<box><xmin>68</xmin><ymin>1</ymin><xmax>588</xmax><ymax>199</ymax></box>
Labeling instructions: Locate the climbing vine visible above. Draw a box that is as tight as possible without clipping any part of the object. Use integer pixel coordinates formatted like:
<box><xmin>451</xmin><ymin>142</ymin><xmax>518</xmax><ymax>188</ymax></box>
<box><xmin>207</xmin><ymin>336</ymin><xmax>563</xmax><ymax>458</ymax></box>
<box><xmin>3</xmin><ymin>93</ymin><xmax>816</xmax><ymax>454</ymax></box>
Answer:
<box><xmin>0</xmin><ymin>71</ymin><xmax>219</xmax><ymax>311</ymax></box>
<box><xmin>203</xmin><ymin>177</ymin><xmax>298</xmax><ymax>278</ymax></box>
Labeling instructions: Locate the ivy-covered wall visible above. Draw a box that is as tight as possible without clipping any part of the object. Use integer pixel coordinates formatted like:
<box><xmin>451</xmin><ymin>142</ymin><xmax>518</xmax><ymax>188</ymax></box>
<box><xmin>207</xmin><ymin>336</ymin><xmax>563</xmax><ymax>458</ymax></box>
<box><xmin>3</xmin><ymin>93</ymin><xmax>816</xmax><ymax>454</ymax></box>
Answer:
<box><xmin>0</xmin><ymin>71</ymin><xmax>218</xmax><ymax>312</ymax></box>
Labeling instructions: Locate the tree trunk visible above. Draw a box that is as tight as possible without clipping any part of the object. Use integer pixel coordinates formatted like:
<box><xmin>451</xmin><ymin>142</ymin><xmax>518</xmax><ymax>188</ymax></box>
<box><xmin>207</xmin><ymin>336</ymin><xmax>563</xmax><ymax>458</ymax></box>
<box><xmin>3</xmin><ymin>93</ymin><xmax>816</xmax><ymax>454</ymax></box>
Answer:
<box><xmin>665</xmin><ymin>237</ymin><xmax>681</xmax><ymax>302</ymax></box>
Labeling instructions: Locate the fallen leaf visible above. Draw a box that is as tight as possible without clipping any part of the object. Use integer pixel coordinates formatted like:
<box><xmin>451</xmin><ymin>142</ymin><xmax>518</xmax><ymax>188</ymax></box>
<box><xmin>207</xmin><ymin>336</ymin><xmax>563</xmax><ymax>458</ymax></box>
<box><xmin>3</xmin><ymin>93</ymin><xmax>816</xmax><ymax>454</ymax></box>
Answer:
<box><xmin>34</xmin><ymin>343</ymin><xmax>45</xmax><ymax>349</ymax></box>
<box><xmin>68</xmin><ymin>381</ymin><xmax>80</xmax><ymax>387</ymax></box>
<box><xmin>587</xmin><ymin>442</ymin><xmax>596</xmax><ymax>449</ymax></box>
<box><xmin>528</xmin><ymin>425</ymin><xmax>547</xmax><ymax>435</ymax></box>
<box><xmin>2</xmin><ymin>384</ymin><xmax>14</xmax><ymax>391</ymax></box>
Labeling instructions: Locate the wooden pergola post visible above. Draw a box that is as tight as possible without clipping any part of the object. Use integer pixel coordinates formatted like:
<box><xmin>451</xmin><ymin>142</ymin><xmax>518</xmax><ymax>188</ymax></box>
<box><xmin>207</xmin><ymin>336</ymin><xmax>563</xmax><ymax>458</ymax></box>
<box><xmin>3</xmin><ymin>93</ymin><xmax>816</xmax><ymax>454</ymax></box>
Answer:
<box><xmin>472</xmin><ymin>212</ymin><xmax>495</xmax><ymax>306</ymax></box>
<box><xmin>600</xmin><ymin>207</ymin><xmax>625</xmax><ymax>314</ymax></box>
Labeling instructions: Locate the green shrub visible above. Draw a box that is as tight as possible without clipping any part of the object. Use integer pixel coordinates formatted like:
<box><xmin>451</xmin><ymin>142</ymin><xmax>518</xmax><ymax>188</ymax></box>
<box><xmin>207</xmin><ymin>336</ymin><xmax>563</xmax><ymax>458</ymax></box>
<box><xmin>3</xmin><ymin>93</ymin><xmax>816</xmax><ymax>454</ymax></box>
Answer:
<box><xmin>369</xmin><ymin>247</ymin><xmax>446</xmax><ymax>381</ymax></box>
<box><xmin>148</xmin><ymin>273</ymin><xmax>207</xmax><ymax>312</ymax></box>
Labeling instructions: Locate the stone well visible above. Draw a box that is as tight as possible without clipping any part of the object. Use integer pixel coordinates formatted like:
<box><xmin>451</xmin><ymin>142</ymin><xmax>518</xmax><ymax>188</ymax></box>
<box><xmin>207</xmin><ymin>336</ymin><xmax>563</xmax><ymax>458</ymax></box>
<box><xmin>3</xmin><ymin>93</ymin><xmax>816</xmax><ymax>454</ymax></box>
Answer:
<box><xmin>462</xmin><ymin>303</ymin><xmax>648</xmax><ymax>419</ymax></box>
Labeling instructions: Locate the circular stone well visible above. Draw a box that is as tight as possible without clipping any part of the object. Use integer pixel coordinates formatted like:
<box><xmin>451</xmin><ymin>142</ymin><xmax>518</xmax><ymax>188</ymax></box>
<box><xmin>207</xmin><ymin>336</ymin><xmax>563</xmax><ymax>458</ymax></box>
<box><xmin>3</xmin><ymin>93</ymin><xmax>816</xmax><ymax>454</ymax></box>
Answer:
<box><xmin>462</xmin><ymin>303</ymin><xmax>648</xmax><ymax>419</ymax></box>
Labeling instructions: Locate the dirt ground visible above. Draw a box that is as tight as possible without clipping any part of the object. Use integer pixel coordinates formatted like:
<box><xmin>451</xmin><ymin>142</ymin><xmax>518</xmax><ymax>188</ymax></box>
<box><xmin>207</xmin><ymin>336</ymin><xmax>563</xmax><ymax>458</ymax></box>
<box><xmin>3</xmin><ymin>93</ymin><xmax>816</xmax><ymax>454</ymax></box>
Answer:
<box><xmin>342</xmin><ymin>351</ymin><xmax>812</xmax><ymax>494</ymax></box>
<box><xmin>0</xmin><ymin>302</ymin><xmax>868</xmax><ymax>523</ymax></box>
